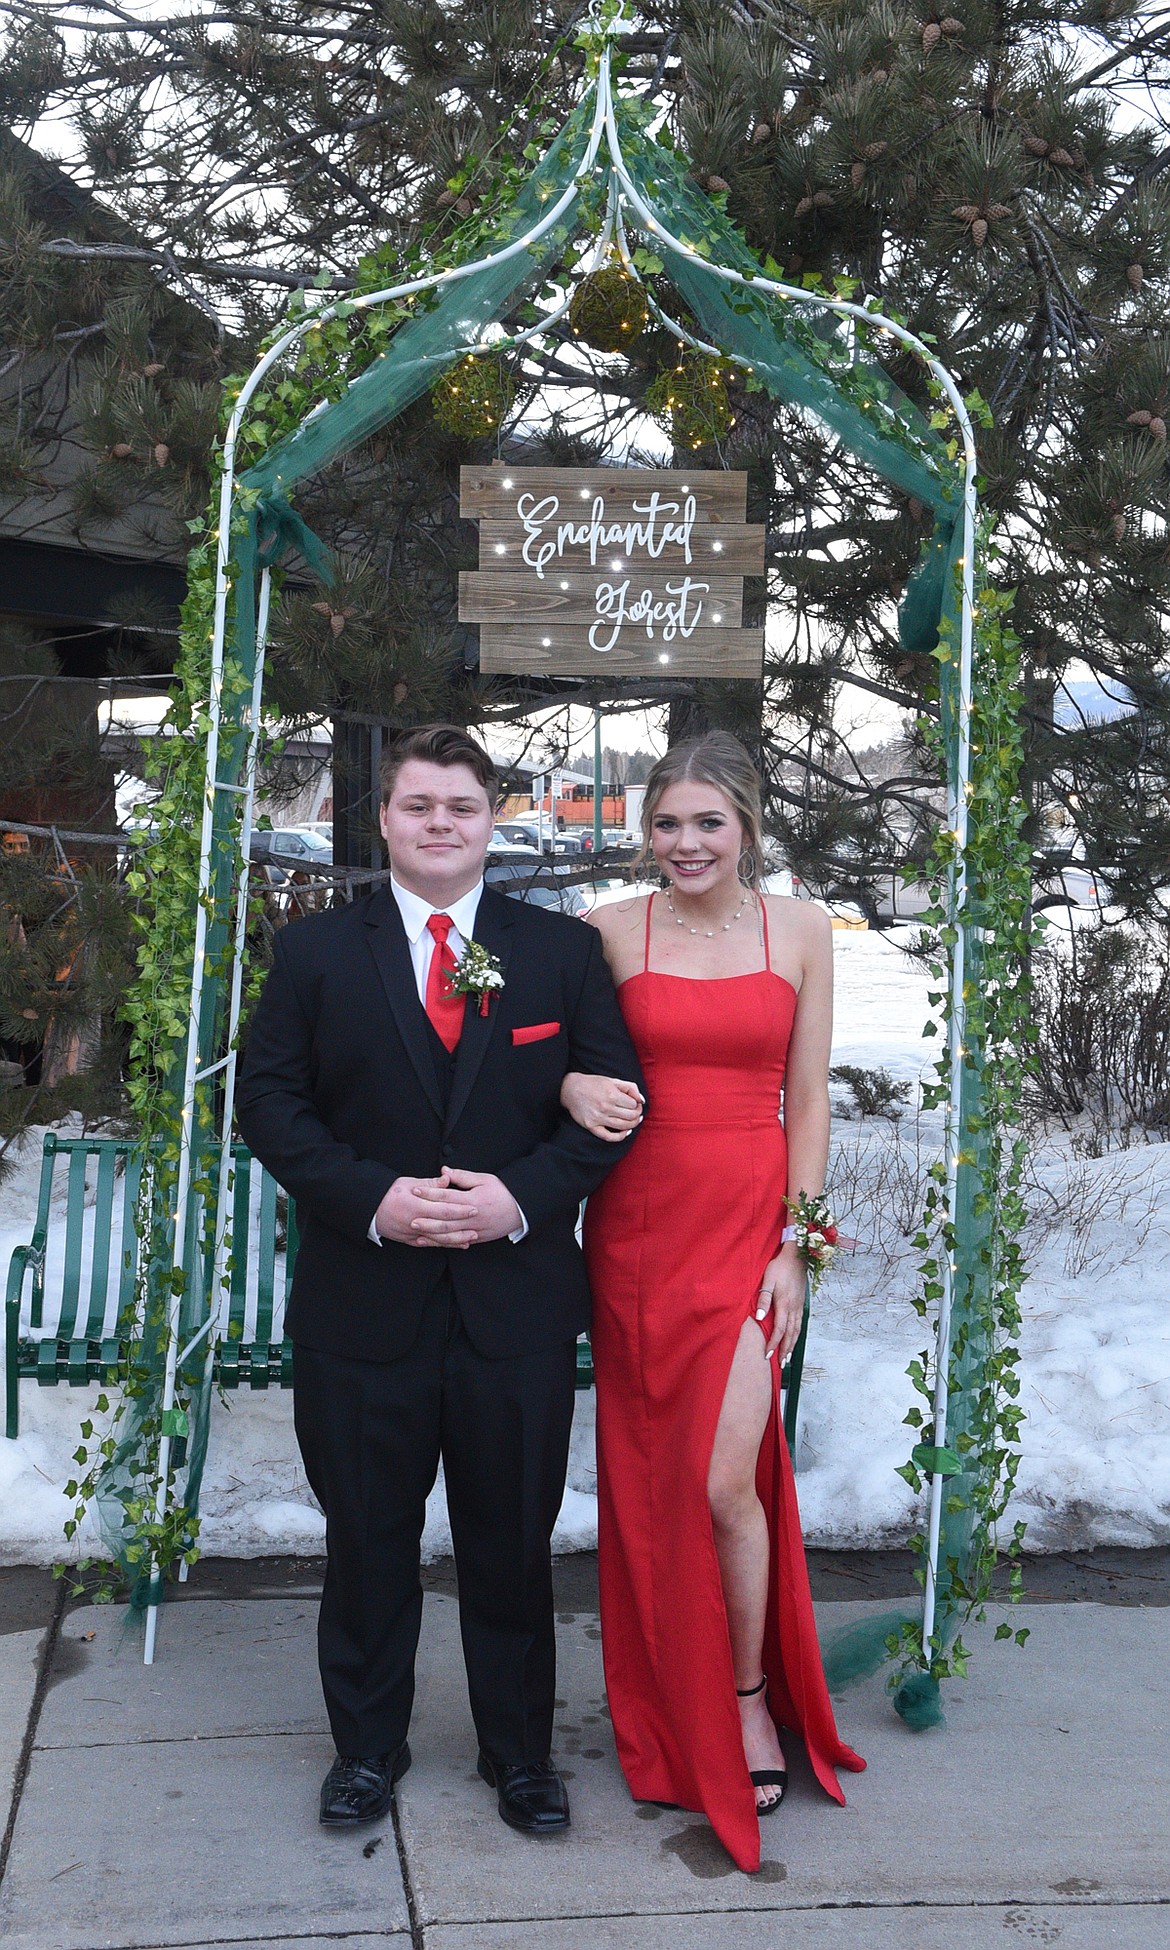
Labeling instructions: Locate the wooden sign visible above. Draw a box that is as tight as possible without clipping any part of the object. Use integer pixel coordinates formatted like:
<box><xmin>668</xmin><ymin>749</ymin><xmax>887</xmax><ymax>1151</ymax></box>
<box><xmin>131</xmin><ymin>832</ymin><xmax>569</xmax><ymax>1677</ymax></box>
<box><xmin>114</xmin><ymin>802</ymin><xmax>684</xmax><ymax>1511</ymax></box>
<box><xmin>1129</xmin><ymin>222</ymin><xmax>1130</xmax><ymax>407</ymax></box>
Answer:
<box><xmin>459</xmin><ymin>464</ymin><xmax>765</xmax><ymax>677</ymax></box>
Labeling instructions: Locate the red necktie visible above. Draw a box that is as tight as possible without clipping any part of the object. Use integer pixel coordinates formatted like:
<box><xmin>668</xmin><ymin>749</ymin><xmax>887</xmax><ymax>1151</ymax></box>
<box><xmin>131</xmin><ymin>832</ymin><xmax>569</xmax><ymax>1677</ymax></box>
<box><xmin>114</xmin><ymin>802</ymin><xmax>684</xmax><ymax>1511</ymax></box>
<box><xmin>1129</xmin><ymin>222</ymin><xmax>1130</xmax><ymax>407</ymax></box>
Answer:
<box><xmin>424</xmin><ymin>912</ymin><xmax>464</xmax><ymax>1052</ymax></box>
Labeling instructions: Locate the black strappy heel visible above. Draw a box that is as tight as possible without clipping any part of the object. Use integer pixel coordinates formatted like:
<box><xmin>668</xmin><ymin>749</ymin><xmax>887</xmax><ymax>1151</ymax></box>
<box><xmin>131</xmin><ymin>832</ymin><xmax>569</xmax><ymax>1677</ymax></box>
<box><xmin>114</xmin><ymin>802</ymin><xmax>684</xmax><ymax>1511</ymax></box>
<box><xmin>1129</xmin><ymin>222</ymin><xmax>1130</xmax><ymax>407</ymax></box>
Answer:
<box><xmin>736</xmin><ymin>1676</ymin><xmax>788</xmax><ymax>1813</ymax></box>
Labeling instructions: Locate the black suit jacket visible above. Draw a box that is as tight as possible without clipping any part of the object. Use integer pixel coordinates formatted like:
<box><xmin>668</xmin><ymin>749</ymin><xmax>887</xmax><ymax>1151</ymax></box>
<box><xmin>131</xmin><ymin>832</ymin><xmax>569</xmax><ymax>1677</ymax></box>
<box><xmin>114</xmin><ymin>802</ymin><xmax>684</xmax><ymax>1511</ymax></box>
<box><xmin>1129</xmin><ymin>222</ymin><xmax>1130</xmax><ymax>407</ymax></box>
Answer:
<box><xmin>235</xmin><ymin>883</ymin><xmax>643</xmax><ymax>1362</ymax></box>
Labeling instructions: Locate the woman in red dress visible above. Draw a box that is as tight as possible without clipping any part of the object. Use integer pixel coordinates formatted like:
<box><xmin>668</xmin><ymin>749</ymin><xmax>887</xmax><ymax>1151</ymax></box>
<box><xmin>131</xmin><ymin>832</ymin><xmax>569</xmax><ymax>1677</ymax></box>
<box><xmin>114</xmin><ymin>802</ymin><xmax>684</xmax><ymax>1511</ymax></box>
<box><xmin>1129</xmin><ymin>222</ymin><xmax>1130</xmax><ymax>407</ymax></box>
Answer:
<box><xmin>561</xmin><ymin>732</ymin><xmax>864</xmax><ymax>1873</ymax></box>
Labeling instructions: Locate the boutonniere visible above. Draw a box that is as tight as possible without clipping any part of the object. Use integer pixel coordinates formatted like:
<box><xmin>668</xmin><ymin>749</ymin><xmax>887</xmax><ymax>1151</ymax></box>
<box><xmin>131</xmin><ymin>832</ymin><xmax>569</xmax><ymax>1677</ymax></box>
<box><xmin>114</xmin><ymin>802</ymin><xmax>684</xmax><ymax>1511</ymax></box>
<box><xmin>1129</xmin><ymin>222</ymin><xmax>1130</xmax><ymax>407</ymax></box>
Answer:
<box><xmin>445</xmin><ymin>939</ymin><xmax>505</xmax><ymax>1017</ymax></box>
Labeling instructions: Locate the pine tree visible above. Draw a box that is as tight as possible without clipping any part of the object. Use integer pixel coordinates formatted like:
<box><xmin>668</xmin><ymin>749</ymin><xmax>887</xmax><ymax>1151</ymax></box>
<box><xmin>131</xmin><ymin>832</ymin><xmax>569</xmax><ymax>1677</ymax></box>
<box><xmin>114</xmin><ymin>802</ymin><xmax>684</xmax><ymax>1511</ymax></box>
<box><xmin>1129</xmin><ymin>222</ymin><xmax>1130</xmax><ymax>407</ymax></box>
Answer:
<box><xmin>0</xmin><ymin>0</ymin><xmax>1167</xmax><ymax>923</ymax></box>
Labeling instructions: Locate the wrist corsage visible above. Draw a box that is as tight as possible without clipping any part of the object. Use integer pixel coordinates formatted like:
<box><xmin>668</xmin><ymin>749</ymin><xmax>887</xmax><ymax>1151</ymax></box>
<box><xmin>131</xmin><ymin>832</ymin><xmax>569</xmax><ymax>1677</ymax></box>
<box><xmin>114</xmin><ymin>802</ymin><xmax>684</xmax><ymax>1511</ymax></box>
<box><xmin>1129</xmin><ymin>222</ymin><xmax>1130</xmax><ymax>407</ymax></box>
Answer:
<box><xmin>445</xmin><ymin>939</ymin><xmax>505</xmax><ymax>1017</ymax></box>
<box><xmin>782</xmin><ymin>1192</ymin><xmax>840</xmax><ymax>1293</ymax></box>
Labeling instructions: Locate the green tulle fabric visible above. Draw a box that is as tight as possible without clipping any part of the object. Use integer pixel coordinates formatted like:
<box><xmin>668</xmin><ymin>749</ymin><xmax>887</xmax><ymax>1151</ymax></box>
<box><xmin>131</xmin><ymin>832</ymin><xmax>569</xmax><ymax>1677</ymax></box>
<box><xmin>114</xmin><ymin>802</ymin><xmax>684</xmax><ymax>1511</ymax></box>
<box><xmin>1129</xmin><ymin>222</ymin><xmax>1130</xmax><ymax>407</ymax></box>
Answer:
<box><xmin>119</xmin><ymin>83</ymin><xmax>988</xmax><ymax>1701</ymax></box>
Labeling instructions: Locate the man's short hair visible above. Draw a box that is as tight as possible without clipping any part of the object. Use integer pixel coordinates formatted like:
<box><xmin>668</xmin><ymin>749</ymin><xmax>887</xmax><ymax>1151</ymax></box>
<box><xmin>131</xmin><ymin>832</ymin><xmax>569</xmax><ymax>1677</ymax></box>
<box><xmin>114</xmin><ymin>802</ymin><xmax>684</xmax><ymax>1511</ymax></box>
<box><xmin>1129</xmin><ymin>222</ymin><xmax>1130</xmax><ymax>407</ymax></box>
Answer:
<box><xmin>378</xmin><ymin>724</ymin><xmax>499</xmax><ymax>807</ymax></box>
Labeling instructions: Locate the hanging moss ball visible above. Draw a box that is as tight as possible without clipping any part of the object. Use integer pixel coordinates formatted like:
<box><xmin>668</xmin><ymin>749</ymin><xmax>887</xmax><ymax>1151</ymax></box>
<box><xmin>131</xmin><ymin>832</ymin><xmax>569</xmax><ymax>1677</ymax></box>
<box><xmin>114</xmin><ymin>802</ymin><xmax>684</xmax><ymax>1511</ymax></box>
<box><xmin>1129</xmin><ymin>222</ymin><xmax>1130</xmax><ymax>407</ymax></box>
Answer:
<box><xmin>568</xmin><ymin>263</ymin><xmax>649</xmax><ymax>353</ymax></box>
<box><xmin>645</xmin><ymin>351</ymin><xmax>737</xmax><ymax>450</ymax></box>
<box><xmin>431</xmin><ymin>355</ymin><xmax>515</xmax><ymax>438</ymax></box>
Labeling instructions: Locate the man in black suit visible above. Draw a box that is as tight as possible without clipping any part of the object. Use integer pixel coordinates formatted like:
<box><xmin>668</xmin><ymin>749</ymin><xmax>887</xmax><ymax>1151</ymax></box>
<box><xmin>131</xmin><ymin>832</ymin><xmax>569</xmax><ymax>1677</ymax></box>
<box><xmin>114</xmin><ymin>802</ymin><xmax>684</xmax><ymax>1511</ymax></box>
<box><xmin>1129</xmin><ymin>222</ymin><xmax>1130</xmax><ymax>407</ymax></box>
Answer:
<box><xmin>236</xmin><ymin>724</ymin><xmax>642</xmax><ymax>1836</ymax></box>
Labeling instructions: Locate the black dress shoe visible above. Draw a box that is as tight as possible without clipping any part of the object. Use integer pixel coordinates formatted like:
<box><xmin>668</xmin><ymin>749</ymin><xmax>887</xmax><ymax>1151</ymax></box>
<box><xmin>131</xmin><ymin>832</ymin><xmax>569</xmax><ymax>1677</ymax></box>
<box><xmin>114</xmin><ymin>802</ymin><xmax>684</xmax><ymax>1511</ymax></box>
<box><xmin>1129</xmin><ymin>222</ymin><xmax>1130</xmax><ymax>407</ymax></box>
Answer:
<box><xmin>477</xmin><ymin>1752</ymin><xmax>571</xmax><ymax>1834</ymax></box>
<box><xmin>319</xmin><ymin>1741</ymin><xmax>411</xmax><ymax>1825</ymax></box>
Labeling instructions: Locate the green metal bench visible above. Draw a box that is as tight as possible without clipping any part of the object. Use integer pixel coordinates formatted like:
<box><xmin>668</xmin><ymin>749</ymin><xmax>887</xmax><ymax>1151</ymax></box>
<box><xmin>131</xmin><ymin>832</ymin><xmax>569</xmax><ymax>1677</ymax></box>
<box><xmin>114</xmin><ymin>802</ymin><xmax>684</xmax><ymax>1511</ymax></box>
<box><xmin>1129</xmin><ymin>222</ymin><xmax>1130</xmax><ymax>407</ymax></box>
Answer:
<box><xmin>4</xmin><ymin>1131</ymin><xmax>599</xmax><ymax>1439</ymax></box>
<box><xmin>4</xmin><ymin>1132</ymin><xmax>299</xmax><ymax>1440</ymax></box>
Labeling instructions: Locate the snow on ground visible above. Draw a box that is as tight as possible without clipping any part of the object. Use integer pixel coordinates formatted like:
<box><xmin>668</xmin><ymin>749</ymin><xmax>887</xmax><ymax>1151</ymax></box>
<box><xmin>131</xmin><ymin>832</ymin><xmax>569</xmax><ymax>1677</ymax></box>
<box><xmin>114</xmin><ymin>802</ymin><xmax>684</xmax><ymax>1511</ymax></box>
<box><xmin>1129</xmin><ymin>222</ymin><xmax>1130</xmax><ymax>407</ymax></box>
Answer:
<box><xmin>3</xmin><ymin>926</ymin><xmax>1168</xmax><ymax>1565</ymax></box>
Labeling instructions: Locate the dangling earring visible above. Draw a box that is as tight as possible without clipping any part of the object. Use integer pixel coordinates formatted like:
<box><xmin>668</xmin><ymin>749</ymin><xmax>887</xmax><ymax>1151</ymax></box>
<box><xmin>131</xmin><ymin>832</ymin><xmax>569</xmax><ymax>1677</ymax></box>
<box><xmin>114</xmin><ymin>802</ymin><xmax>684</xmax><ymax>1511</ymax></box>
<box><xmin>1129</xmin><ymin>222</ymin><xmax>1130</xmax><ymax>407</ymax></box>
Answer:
<box><xmin>737</xmin><ymin>849</ymin><xmax>755</xmax><ymax>887</ymax></box>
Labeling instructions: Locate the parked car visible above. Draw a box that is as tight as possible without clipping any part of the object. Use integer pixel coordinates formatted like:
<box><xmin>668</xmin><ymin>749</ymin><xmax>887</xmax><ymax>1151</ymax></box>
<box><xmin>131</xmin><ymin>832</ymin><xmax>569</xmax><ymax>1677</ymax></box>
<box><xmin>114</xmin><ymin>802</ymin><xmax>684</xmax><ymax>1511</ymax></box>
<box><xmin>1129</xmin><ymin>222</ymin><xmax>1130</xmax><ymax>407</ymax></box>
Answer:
<box><xmin>493</xmin><ymin>819</ymin><xmax>594</xmax><ymax>855</ymax></box>
<box><xmin>871</xmin><ymin>874</ymin><xmax>935</xmax><ymax>927</ymax></box>
<box><xmin>488</xmin><ymin>839</ymin><xmax>544</xmax><ymax>859</ymax></box>
<box><xmin>494</xmin><ymin>820</ymin><xmax>547</xmax><ymax>849</ymax></box>
<box><xmin>1033</xmin><ymin>864</ymin><xmax>1103</xmax><ymax>911</ymax></box>
<box><xmin>250</xmin><ymin>826</ymin><xmax>333</xmax><ymax>873</ymax></box>
<box><xmin>484</xmin><ymin>858</ymin><xmax>587</xmax><ymax>916</ymax></box>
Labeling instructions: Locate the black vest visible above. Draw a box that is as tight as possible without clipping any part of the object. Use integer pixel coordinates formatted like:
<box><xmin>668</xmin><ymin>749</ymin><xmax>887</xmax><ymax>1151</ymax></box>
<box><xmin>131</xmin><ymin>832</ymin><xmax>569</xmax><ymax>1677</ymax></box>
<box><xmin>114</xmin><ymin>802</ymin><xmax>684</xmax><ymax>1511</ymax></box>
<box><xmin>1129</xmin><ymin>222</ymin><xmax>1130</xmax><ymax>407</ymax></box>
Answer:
<box><xmin>422</xmin><ymin>1013</ymin><xmax>458</xmax><ymax>1106</ymax></box>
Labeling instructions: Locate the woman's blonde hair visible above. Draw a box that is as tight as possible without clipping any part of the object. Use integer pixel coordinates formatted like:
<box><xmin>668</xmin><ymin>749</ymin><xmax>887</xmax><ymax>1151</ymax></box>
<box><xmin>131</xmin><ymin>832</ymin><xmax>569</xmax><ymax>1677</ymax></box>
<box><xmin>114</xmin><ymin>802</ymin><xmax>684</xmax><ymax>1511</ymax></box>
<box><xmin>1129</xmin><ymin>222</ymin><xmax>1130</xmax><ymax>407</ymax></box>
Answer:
<box><xmin>636</xmin><ymin>732</ymin><xmax>766</xmax><ymax>889</ymax></box>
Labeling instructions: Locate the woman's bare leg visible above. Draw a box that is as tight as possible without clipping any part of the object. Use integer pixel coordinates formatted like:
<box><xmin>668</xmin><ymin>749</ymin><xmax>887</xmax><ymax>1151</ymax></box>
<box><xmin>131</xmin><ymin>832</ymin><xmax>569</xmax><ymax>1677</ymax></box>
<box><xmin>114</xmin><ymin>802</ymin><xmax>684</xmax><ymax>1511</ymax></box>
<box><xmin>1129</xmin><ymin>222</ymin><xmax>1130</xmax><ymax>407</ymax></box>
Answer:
<box><xmin>708</xmin><ymin>1317</ymin><xmax>787</xmax><ymax>1810</ymax></box>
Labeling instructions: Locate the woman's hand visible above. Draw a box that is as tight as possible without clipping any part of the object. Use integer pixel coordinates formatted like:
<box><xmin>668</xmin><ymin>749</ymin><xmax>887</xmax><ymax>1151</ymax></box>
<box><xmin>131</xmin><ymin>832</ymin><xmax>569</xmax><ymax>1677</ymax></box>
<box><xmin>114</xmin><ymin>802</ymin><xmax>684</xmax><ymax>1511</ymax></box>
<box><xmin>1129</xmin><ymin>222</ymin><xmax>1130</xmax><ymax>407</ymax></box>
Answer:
<box><xmin>560</xmin><ymin>1071</ymin><xmax>645</xmax><ymax>1141</ymax></box>
<box><xmin>754</xmin><ymin>1244</ymin><xmax>807</xmax><ymax>1361</ymax></box>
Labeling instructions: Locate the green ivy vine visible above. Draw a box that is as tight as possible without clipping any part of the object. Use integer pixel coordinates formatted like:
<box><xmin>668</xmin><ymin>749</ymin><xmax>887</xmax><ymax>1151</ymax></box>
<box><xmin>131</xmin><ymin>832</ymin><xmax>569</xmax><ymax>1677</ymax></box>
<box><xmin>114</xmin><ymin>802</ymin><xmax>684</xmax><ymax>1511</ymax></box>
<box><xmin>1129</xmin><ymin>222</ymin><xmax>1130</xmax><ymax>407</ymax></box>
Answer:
<box><xmin>884</xmin><ymin>533</ymin><xmax>1039</xmax><ymax>1706</ymax></box>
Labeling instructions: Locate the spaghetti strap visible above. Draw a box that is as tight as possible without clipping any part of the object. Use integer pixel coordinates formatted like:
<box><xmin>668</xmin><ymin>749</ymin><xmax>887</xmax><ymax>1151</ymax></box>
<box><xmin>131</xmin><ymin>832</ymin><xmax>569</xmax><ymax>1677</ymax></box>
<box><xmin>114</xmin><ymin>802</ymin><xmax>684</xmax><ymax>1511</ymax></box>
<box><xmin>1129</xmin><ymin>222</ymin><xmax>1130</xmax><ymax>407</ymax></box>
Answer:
<box><xmin>759</xmin><ymin>893</ymin><xmax>771</xmax><ymax>971</ymax></box>
<box><xmin>643</xmin><ymin>891</ymin><xmax>655</xmax><ymax>973</ymax></box>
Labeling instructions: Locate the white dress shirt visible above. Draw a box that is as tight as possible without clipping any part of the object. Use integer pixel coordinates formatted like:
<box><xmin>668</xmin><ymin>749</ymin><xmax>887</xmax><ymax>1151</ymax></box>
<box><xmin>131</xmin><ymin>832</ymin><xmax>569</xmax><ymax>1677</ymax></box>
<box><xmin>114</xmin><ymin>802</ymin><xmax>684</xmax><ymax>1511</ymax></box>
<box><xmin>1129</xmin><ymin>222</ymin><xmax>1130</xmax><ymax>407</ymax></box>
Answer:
<box><xmin>390</xmin><ymin>873</ymin><xmax>483</xmax><ymax>1004</ymax></box>
<box><xmin>368</xmin><ymin>875</ymin><xmax>527</xmax><ymax>1243</ymax></box>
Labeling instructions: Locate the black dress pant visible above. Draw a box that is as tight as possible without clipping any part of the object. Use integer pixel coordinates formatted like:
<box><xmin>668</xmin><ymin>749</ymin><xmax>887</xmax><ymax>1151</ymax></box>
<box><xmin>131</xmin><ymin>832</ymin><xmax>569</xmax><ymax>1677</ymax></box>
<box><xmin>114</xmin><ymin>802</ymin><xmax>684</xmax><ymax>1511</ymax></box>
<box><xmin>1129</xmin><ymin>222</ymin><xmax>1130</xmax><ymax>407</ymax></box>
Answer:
<box><xmin>293</xmin><ymin>1278</ymin><xmax>577</xmax><ymax>1763</ymax></box>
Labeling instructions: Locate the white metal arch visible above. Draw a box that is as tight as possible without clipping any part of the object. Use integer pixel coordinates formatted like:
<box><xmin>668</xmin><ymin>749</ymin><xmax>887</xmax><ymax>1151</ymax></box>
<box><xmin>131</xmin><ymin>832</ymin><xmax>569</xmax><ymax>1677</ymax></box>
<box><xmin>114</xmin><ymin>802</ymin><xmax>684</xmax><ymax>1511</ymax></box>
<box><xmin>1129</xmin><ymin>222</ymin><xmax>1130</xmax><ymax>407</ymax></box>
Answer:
<box><xmin>144</xmin><ymin>29</ymin><xmax>977</xmax><ymax>1668</ymax></box>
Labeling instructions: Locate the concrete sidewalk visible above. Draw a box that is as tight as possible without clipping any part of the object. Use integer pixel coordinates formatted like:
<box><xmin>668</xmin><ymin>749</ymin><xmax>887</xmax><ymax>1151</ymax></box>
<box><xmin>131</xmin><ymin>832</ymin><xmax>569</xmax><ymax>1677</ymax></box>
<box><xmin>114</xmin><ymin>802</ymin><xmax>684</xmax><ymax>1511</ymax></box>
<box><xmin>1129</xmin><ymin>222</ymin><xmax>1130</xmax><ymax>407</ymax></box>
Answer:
<box><xmin>0</xmin><ymin>1575</ymin><xmax>1167</xmax><ymax>1950</ymax></box>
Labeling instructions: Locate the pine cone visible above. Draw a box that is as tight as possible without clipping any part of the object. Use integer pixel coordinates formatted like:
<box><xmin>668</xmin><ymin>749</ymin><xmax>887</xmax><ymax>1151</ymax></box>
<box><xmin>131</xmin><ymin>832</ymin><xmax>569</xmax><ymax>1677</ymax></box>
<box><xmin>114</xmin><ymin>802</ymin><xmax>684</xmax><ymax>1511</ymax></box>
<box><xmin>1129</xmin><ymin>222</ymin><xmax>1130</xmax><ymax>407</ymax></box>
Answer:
<box><xmin>752</xmin><ymin>121</ymin><xmax>772</xmax><ymax>144</ymax></box>
<box><xmin>865</xmin><ymin>141</ymin><xmax>888</xmax><ymax>159</ymax></box>
<box><xmin>1110</xmin><ymin>513</ymin><xmax>1127</xmax><ymax>542</ymax></box>
<box><xmin>987</xmin><ymin>204</ymin><xmax>1011</xmax><ymax>220</ymax></box>
<box><xmin>454</xmin><ymin>196</ymin><xmax>473</xmax><ymax>218</ymax></box>
<box><xmin>705</xmin><ymin>175</ymin><xmax>731</xmax><ymax>194</ymax></box>
<box><xmin>436</xmin><ymin>189</ymin><xmax>457</xmax><ymax>206</ymax></box>
<box><xmin>971</xmin><ymin>217</ymin><xmax>988</xmax><ymax>247</ymax></box>
<box><xmin>1024</xmin><ymin>136</ymin><xmax>1049</xmax><ymax>156</ymax></box>
<box><xmin>1127</xmin><ymin>409</ymin><xmax>1153</xmax><ymax>425</ymax></box>
<box><xmin>922</xmin><ymin>21</ymin><xmax>942</xmax><ymax>50</ymax></box>
<box><xmin>870</xmin><ymin>66</ymin><xmax>889</xmax><ymax>82</ymax></box>
<box><xmin>312</xmin><ymin>602</ymin><xmax>350</xmax><ymax>637</ymax></box>
<box><xmin>1127</xmin><ymin>263</ymin><xmax>1144</xmax><ymax>291</ymax></box>
<box><xmin>940</xmin><ymin>15</ymin><xmax>964</xmax><ymax>31</ymax></box>
<box><xmin>110</xmin><ymin>443</ymin><xmax>134</xmax><ymax>460</ymax></box>
<box><xmin>152</xmin><ymin>442</ymin><xmax>170</xmax><ymax>466</ymax></box>
<box><xmin>850</xmin><ymin>161</ymin><xmax>867</xmax><ymax>188</ymax></box>
<box><xmin>813</xmin><ymin>190</ymin><xmax>835</xmax><ymax>207</ymax></box>
<box><xmin>795</xmin><ymin>195</ymin><xmax>814</xmax><ymax>218</ymax></box>
<box><xmin>141</xmin><ymin>362</ymin><xmax>165</xmax><ymax>377</ymax></box>
<box><xmin>1149</xmin><ymin>416</ymin><xmax>1167</xmax><ymax>441</ymax></box>
<box><xmin>1049</xmin><ymin>147</ymin><xmax>1075</xmax><ymax>168</ymax></box>
<box><xmin>952</xmin><ymin>204</ymin><xmax>980</xmax><ymax>223</ymax></box>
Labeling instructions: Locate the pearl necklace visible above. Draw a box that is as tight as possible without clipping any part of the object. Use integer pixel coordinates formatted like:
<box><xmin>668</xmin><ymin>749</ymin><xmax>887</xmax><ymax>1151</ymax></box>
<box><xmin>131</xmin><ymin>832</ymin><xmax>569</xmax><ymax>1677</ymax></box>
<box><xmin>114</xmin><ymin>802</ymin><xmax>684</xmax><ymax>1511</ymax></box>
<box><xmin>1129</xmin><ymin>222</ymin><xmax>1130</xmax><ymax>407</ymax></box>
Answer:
<box><xmin>665</xmin><ymin>885</ymin><xmax>750</xmax><ymax>937</ymax></box>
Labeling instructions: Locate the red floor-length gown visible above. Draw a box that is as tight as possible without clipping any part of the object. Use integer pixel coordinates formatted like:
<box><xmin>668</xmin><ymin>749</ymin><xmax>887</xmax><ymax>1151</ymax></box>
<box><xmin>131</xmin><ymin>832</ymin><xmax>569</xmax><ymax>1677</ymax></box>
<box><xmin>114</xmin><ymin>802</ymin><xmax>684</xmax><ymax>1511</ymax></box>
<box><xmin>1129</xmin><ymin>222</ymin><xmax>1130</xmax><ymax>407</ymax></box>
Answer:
<box><xmin>583</xmin><ymin>894</ymin><xmax>864</xmax><ymax>1873</ymax></box>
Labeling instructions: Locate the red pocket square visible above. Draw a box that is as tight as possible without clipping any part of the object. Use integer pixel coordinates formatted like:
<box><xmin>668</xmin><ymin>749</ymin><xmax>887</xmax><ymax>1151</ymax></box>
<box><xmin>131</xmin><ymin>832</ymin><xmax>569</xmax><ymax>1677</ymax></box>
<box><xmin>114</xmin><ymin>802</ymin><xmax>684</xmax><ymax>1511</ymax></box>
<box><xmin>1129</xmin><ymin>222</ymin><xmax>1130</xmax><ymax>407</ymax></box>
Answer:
<box><xmin>512</xmin><ymin>1022</ymin><xmax>561</xmax><ymax>1045</ymax></box>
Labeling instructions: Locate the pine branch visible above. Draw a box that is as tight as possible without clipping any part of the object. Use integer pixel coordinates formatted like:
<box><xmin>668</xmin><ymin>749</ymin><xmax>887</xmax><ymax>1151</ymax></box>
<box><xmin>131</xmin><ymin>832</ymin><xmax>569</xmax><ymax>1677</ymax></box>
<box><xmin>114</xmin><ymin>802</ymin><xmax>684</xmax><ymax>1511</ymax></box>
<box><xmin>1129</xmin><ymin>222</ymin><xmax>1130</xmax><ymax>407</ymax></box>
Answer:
<box><xmin>9</xmin><ymin>233</ymin><xmax>356</xmax><ymax>290</ymax></box>
<box><xmin>0</xmin><ymin>819</ymin><xmax>125</xmax><ymax>844</ymax></box>
<box><xmin>1072</xmin><ymin>12</ymin><xmax>1170</xmax><ymax>90</ymax></box>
